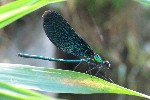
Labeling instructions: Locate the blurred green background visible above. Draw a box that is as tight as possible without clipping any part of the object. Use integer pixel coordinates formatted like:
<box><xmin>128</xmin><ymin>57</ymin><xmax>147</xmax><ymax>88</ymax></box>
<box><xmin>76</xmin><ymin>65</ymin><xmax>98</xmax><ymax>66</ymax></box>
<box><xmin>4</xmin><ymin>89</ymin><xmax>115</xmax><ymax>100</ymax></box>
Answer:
<box><xmin>0</xmin><ymin>0</ymin><xmax>150</xmax><ymax>100</ymax></box>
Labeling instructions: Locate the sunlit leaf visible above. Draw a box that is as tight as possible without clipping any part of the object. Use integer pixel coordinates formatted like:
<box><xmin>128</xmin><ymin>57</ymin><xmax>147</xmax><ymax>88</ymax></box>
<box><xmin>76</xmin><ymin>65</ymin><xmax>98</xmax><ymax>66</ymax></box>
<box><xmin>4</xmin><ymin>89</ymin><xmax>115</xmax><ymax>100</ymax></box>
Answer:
<box><xmin>0</xmin><ymin>81</ymin><xmax>58</xmax><ymax>100</ymax></box>
<box><xmin>0</xmin><ymin>63</ymin><xmax>149</xmax><ymax>99</ymax></box>
<box><xmin>0</xmin><ymin>0</ymin><xmax>66</xmax><ymax>28</ymax></box>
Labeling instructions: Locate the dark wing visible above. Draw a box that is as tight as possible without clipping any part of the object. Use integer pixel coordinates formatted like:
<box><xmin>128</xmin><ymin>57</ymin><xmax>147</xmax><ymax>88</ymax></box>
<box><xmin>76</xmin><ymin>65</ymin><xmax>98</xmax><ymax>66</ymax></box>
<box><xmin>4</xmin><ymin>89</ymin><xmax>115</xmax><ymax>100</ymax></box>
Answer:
<box><xmin>42</xmin><ymin>10</ymin><xmax>94</xmax><ymax>58</ymax></box>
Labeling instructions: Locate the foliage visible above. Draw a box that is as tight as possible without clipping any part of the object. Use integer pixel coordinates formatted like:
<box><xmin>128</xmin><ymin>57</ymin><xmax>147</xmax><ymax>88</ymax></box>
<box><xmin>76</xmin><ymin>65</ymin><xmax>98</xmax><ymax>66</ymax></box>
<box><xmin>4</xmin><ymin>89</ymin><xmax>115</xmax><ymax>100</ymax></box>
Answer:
<box><xmin>0</xmin><ymin>0</ymin><xmax>65</xmax><ymax>28</ymax></box>
<box><xmin>0</xmin><ymin>63</ymin><xmax>150</xmax><ymax>99</ymax></box>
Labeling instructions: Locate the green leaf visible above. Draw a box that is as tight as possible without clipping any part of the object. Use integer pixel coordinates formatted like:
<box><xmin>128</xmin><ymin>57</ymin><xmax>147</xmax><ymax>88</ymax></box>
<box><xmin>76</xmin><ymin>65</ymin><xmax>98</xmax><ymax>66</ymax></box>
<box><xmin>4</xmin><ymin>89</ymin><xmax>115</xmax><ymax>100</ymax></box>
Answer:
<box><xmin>0</xmin><ymin>81</ymin><xmax>58</xmax><ymax>100</ymax></box>
<box><xmin>0</xmin><ymin>63</ymin><xmax>149</xmax><ymax>99</ymax></box>
<box><xmin>0</xmin><ymin>0</ymin><xmax>66</xmax><ymax>28</ymax></box>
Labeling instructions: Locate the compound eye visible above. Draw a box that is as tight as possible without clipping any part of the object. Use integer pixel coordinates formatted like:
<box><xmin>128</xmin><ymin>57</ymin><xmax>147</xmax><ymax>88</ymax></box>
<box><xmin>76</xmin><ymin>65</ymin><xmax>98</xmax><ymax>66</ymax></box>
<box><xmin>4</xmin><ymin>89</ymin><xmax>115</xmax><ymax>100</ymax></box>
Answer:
<box><xmin>103</xmin><ymin>60</ymin><xmax>110</xmax><ymax>69</ymax></box>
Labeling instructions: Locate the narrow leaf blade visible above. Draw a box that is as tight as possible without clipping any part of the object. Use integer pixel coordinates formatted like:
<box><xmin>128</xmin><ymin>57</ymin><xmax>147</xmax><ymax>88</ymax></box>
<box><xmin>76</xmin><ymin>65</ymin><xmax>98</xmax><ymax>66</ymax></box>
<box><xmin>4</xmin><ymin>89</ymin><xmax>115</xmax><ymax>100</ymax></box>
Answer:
<box><xmin>0</xmin><ymin>63</ymin><xmax>149</xmax><ymax>99</ymax></box>
<box><xmin>0</xmin><ymin>81</ymin><xmax>57</xmax><ymax>100</ymax></box>
<box><xmin>0</xmin><ymin>0</ymin><xmax>66</xmax><ymax>28</ymax></box>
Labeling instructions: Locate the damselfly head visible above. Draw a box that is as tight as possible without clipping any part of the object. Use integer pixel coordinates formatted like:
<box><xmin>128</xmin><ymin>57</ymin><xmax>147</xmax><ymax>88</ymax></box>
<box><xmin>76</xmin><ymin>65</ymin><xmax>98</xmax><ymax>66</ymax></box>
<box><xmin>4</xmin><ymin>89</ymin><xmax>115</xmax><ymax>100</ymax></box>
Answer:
<box><xmin>103</xmin><ymin>60</ymin><xmax>110</xmax><ymax>69</ymax></box>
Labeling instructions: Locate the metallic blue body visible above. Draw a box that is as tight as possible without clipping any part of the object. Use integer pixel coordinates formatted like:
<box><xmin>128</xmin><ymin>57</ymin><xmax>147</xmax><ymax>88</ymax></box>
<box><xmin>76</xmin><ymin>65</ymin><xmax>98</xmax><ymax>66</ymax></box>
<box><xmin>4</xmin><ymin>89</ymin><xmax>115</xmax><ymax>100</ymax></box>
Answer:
<box><xmin>18</xmin><ymin>53</ymin><xmax>89</xmax><ymax>63</ymax></box>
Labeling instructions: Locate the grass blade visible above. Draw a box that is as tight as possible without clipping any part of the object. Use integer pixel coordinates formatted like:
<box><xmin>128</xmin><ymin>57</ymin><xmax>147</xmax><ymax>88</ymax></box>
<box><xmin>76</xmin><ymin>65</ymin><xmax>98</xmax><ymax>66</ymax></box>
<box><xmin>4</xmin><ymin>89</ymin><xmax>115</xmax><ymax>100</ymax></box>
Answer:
<box><xmin>0</xmin><ymin>81</ymin><xmax>58</xmax><ymax>100</ymax></box>
<box><xmin>0</xmin><ymin>63</ymin><xmax>149</xmax><ymax>99</ymax></box>
<box><xmin>0</xmin><ymin>0</ymin><xmax>66</xmax><ymax>28</ymax></box>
